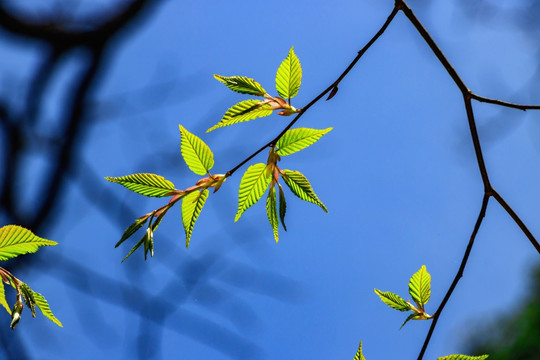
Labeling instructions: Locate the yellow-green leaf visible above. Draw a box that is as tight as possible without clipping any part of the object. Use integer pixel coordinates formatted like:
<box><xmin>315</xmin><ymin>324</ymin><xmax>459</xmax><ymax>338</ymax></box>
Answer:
<box><xmin>437</xmin><ymin>355</ymin><xmax>489</xmax><ymax>360</ymax></box>
<box><xmin>214</xmin><ymin>75</ymin><xmax>266</xmax><ymax>96</ymax></box>
<box><xmin>276</xmin><ymin>127</ymin><xmax>332</xmax><ymax>156</ymax></box>
<box><xmin>409</xmin><ymin>265</ymin><xmax>431</xmax><ymax>308</ymax></box>
<box><xmin>374</xmin><ymin>289</ymin><xmax>411</xmax><ymax>312</ymax></box>
<box><xmin>182</xmin><ymin>190</ymin><xmax>209</xmax><ymax>248</ymax></box>
<box><xmin>106</xmin><ymin>174</ymin><xmax>175</xmax><ymax>198</ymax></box>
<box><xmin>20</xmin><ymin>283</ymin><xmax>36</xmax><ymax>317</ymax></box>
<box><xmin>353</xmin><ymin>340</ymin><xmax>366</xmax><ymax>360</ymax></box>
<box><xmin>31</xmin><ymin>288</ymin><xmax>62</xmax><ymax>327</ymax></box>
<box><xmin>179</xmin><ymin>125</ymin><xmax>214</xmax><ymax>175</ymax></box>
<box><xmin>207</xmin><ymin>100</ymin><xmax>273</xmax><ymax>132</ymax></box>
<box><xmin>0</xmin><ymin>280</ymin><xmax>10</xmax><ymax>315</ymax></box>
<box><xmin>275</xmin><ymin>46</ymin><xmax>302</xmax><ymax>99</ymax></box>
<box><xmin>235</xmin><ymin>163</ymin><xmax>272</xmax><ymax>222</ymax></box>
<box><xmin>282</xmin><ymin>170</ymin><xmax>327</xmax><ymax>212</ymax></box>
<box><xmin>266</xmin><ymin>187</ymin><xmax>279</xmax><ymax>242</ymax></box>
<box><xmin>0</xmin><ymin>226</ymin><xmax>57</xmax><ymax>261</ymax></box>
<box><xmin>115</xmin><ymin>216</ymin><xmax>149</xmax><ymax>248</ymax></box>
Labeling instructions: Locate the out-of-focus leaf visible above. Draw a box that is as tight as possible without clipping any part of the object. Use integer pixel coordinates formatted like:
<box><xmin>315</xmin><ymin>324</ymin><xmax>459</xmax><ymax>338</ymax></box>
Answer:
<box><xmin>437</xmin><ymin>355</ymin><xmax>489</xmax><ymax>360</ymax></box>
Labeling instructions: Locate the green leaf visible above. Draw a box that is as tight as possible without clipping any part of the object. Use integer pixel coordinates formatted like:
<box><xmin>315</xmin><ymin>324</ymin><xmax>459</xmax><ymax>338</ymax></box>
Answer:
<box><xmin>0</xmin><ymin>280</ymin><xmax>10</xmax><ymax>315</ymax></box>
<box><xmin>115</xmin><ymin>216</ymin><xmax>149</xmax><ymax>248</ymax></box>
<box><xmin>207</xmin><ymin>99</ymin><xmax>273</xmax><ymax>132</ymax></box>
<box><xmin>121</xmin><ymin>234</ymin><xmax>146</xmax><ymax>263</ymax></box>
<box><xmin>374</xmin><ymin>289</ymin><xmax>411</xmax><ymax>312</ymax></box>
<box><xmin>106</xmin><ymin>174</ymin><xmax>175</xmax><ymax>198</ymax></box>
<box><xmin>409</xmin><ymin>265</ymin><xmax>431</xmax><ymax>308</ymax></box>
<box><xmin>235</xmin><ymin>163</ymin><xmax>272</xmax><ymax>222</ymax></box>
<box><xmin>282</xmin><ymin>170</ymin><xmax>327</xmax><ymax>212</ymax></box>
<box><xmin>437</xmin><ymin>355</ymin><xmax>489</xmax><ymax>360</ymax></box>
<box><xmin>275</xmin><ymin>46</ymin><xmax>302</xmax><ymax>99</ymax></box>
<box><xmin>179</xmin><ymin>125</ymin><xmax>214</xmax><ymax>175</ymax></box>
<box><xmin>20</xmin><ymin>283</ymin><xmax>36</xmax><ymax>317</ymax></box>
<box><xmin>278</xmin><ymin>183</ymin><xmax>287</xmax><ymax>231</ymax></box>
<box><xmin>353</xmin><ymin>340</ymin><xmax>366</xmax><ymax>360</ymax></box>
<box><xmin>0</xmin><ymin>226</ymin><xmax>57</xmax><ymax>261</ymax></box>
<box><xmin>266</xmin><ymin>187</ymin><xmax>279</xmax><ymax>242</ymax></box>
<box><xmin>182</xmin><ymin>190</ymin><xmax>209</xmax><ymax>248</ymax></box>
<box><xmin>30</xmin><ymin>288</ymin><xmax>62</xmax><ymax>327</ymax></box>
<box><xmin>400</xmin><ymin>312</ymin><xmax>420</xmax><ymax>329</ymax></box>
<box><xmin>276</xmin><ymin>127</ymin><xmax>332</xmax><ymax>156</ymax></box>
<box><xmin>214</xmin><ymin>75</ymin><xmax>266</xmax><ymax>96</ymax></box>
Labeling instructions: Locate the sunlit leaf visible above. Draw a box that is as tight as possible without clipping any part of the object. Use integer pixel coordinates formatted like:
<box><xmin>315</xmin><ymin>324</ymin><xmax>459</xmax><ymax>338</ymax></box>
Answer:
<box><xmin>266</xmin><ymin>187</ymin><xmax>279</xmax><ymax>242</ymax></box>
<box><xmin>182</xmin><ymin>190</ymin><xmax>209</xmax><ymax>248</ymax></box>
<box><xmin>374</xmin><ymin>289</ymin><xmax>411</xmax><ymax>312</ymax></box>
<box><xmin>437</xmin><ymin>355</ymin><xmax>489</xmax><ymax>360</ymax></box>
<box><xmin>400</xmin><ymin>312</ymin><xmax>420</xmax><ymax>329</ymax></box>
<box><xmin>276</xmin><ymin>127</ymin><xmax>332</xmax><ymax>156</ymax></box>
<box><xmin>282</xmin><ymin>170</ymin><xmax>327</xmax><ymax>212</ymax></box>
<box><xmin>0</xmin><ymin>280</ymin><xmax>10</xmax><ymax>315</ymax></box>
<box><xmin>0</xmin><ymin>226</ymin><xmax>57</xmax><ymax>261</ymax></box>
<box><xmin>106</xmin><ymin>174</ymin><xmax>175</xmax><ymax>198</ymax></box>
<box><xmin>30</xmin><ymin>288</ymin><xmax>62</xmax><ymax>327</ymax></box>
<box><xmin>214</xmin><ymin>75</ymin><xmax>266</xmax><ymax>96</ymax></box>
<box><xmin>353</xmin><ymin>340</ymin><xmax>366</xmax><ymax>360</ymax></box>
<box><xmin>235</xmin><ymin>163</ymin><xmax>272</xmax><ymax>222</ymax></box>
<box><xmin>115</xmin><ymin>216</ymin><xmax>149</xmax><ymax>248</ymax></box>
<box><xmin>278</xmin><ymin>183</ymin><xmax>287</xmax><ymax>231</ymax></box>
<box><xmin>275</xmin><ymin>46</ymin><xmax>302</xmax><ymax>99</ymax></box>
<box><xmin>179</xmin><ymin>125</ymin><xmax>214</xmax><ymax>175</ymax></box>
<box><xmin>409</xmin><ymin>265</ymin><xmax>431</xmax><ymax>308</ymax></box>
<box><xmin>207</xmin><ymin>99</ymin><xmax>273</xmax><ymax>132</ymax></box>
<box><xmin>20</xmin><ymin>283</ymin><xmax>36</xmax><ymax>317</ymax></box>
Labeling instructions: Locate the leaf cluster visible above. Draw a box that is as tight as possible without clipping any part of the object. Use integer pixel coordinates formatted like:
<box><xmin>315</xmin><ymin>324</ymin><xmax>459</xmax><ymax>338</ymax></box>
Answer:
<box><xmin>0</xmin><ymin>225</ymin><xmax>61</xmax><ymax>329</ymax></box>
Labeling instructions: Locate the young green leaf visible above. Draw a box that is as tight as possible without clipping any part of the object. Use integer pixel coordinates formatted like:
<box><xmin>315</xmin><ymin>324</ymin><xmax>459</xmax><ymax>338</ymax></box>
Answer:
<box><xmin>182</xmin><ymin>190</ymin><xmax>209</xmax><ymax>248</ymax></box>
<box><xmin>214</xmin><ymin>75</ymin><xmax>266</xmax><ymax>96</ymax></box>
<box><xmin>106</xmin><ymin>174</ymin><xmax>175</xmax><ymax>198</ymax></box>
<box><xmin>276</xmin><ymin>127</ymin><xmax>333</xmax><ymax>156</ymax></box>
<box><xmin>115</xmin><ymin>216</ymin><xmax>150</xmax><ymax>248</ymax></box>
<box><xmin>266</xmin><ymin>187</ymin><xmax>279</xmax><ymax>242</ymax></box>
<box><xmin>275</xmin><ymin>46</ymin><xmax>302</xmax><ymax>99</ymax></box>
<box><xmin>0</xmin><ymin>226</ymin><xmax>57</xmax><ymax>261</ymax></box>
<box><xmin>207</xmin><ymin>100</ymin><xmax>273</xmax><ymax>132</ymax></box>
<box><xmin>353</xmin><ymin>340</ymin><xmax>366</xmax><ymax>360</ymax></box>
<box><xmin>20</xmin><ymin>283</ymin><xmax>36</xmax><ymax>317</ymax></box>
<box><xmin>179</xmin><ymin>125</ymin><xmax>214</xmax><ymax>175</ymax></box>
<box><xmin>409</xmin><ymin>265</ymin><xmax>431</xmax><ymax>309</ymax></box>
<box><xmin>282</xmin><ymin>170</ymin><xmax>327</xmax><ymax>212</ymax></box>
<box><xmin>278</xmin><ymin>183</ymin><xmax>287</xmax><ymax>231</ymax></box>
<box><xmin>374</xmin><ymin>289</ymin><xmax>411</xmax><ymax>312</ymax></box>
<box><xmin>121</xmin><ymin>234</ymin><xmax>146</xmax><ymax>263</ymax></box>
<box><xmin>400</xmin><ymin>312</ymin><xmax>420</xmax><ymax>329</ymax></box>
<box><xmin>30</xmin><ymin>288</ymin><xmax>62</xmax><ymax>327</ymax></box>
<box><xmin>437</xmin><ymin>355</ymin><xmax>489</xmax><ymax>360</ymax></box>
<box><xmin>235</xmin><ymin>163</ymin><xmax>272</xmax><ymax>222</ymax></box>
<box><xmin>0</xmin><ymin>280</ymin><xmax>10</xmax><ymax>315</ymax></box>
<box><xmin>143</xmin><ymin>228</ymin><xmax>153</xmax><ymax>260</ymax></box>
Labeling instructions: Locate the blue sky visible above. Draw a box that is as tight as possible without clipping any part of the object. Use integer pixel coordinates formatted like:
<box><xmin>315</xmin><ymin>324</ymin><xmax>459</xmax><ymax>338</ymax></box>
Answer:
<box><xmin>2</xmin><ymin>0</ymin><xmax>540</xmax><ymax>359</ymax></box>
